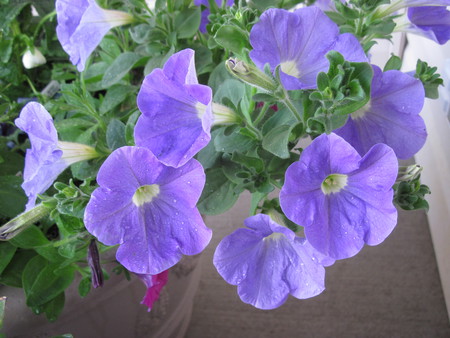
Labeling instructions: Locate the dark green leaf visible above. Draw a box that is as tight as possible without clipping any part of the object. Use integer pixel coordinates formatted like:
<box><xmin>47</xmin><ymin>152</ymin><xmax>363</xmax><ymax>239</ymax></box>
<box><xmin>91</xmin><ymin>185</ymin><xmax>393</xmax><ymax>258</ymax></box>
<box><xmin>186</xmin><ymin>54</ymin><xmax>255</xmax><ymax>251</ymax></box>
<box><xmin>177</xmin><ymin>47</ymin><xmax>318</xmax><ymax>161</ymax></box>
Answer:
<box><xmin>23</xmin><ymin>256</ymin><xmax>75</xmax><ymax>307</ymax></box>
<box><xmin>0</xmin><ymin>242</ymin><xmax>17</xmax><ymax>275</ymax></box>
<box><xmin>214</xmin><ymin>25</ymin><xmax>250</xmax><ymax>57</ymax></box>
<box><xmin>0</xmin><ymin>250</ymin><xmax>36</xmax><ymax>287</ymax></box>
<box><xmin>78</xmin><ymin>277</ymin><xmax>91</xmax><ymax>298</ymax></box>
<box><xmin>262</xmin><ymin>125</ymin><xmax>293</xmax><ymax>159</ymax></box>
<box><xmin>106</xmin><ymin>119</ymin><xmax>127</xmax><ymax>151</ymax></box>
<box><xmin>197</xmin><ymin>168</ymin><xmax>241</xmax><ymax>215</ymax></box>
<box><xmin>175</xmin><ymin>7</ymin><xmax>201</xmax><ymax>39</ymax></box>
<box><xmin>100</xmin><ymin>85</ymin><xmax>135</xmax><ymax>115</ymax></box>
<box><xmin>42</xmin><ymin>292</ymin><xmax>65</xmax><ymax>322</ymax></box>
<box><xmin>383</xmin><ymin>54</ymin><xmax>402</xmax><ymax>71</ymax></box>
<box><xmin>0</xmin><ymin>175</ymin><xmax>26</xmax><ymax>218</ymax></box>
<box><xmin>102</xmin><ymin>52</ymin><xmax>142</xmax><ymax>87</ymax></box>
<box><xmin>214</xmin><ymin>126</ymin><xmax>257</xmax><ymax>153</ymax></box>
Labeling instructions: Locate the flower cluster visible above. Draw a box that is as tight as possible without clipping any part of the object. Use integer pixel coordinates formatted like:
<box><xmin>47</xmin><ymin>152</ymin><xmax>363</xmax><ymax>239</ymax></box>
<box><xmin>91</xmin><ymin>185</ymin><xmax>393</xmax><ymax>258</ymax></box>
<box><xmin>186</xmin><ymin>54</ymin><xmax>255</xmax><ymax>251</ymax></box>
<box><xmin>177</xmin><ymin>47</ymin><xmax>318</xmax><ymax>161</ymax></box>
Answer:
<box><xmin>4</xmin><ymin>0</ymin><xmax>442</xmax><ymax>320</ymax></box>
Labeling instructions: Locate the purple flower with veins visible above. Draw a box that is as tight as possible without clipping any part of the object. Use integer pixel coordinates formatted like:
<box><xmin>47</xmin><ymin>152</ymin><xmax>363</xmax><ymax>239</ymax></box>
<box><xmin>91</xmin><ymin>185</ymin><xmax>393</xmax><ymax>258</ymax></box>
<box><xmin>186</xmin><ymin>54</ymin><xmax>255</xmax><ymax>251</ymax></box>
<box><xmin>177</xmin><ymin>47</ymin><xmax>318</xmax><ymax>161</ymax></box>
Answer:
<box><xmin>280</xmin><ymin>133</ymin><xmax>398</xmax><ymax>260</ymax></box>
<box><xmin>15</xmin><ymin>102</ymin><xmax>98</xmax><ymax>210</ymax></box>
<box><xmin>334</xmin><ymin>65</ymin><xmax>426</xmax><ymax>159</ymax></box>
<box><xmin>213</xmin><ymin>214</ymin><xmax>331</xmax><ymax>310</ymax></box>
<box><xmin>84</xmin><ymin>146</ymin><xmax>212</xmax><ymax>275</ymax></box>
<box><xmin>194</xmin><ymin>0</ymin><xmax>234</xmax><ymax>33</ymax></box>
<box><xmin>405</xmin><ymin>6</ymin><xmax>450</xmax><ymax>44</ymax></box>
<box><xmin>134</xmin><ymin>49</ymin><xmax>213</xmax><ymax>168</ymax></box>
<box><xmin>249</xmin><ymin>7</ymin><xmax>367</xmax><ymax>90</ymax></box>
<box><xmin>136</xmin><ymin>270</ymin><xmax>169</xmax><ymax>311</ymax></box>
<box><xmin>56</xmin><ymin>0</ymin><xmax>134</xmax><ymax>72</ymax></box>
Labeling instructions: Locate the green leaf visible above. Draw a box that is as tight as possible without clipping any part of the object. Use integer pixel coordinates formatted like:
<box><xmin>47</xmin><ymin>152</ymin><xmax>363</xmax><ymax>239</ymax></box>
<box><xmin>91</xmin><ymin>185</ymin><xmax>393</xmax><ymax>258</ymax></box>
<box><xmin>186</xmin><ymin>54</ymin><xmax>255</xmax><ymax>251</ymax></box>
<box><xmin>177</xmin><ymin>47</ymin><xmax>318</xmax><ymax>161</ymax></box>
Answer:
<box><xmin>0</xmin><ymin>249</ymin><xmax>36</xmax><ymax>287</ymax></box>
<box><xmin>231</xmin><ymin>152</ymin><xmax>264</xmax><ymax>173</ymax></box>
<box><xmin>125</xmin><ymin>110</ymin><xmax>141</xmax><ymax>146</ymax></box>
<box><xmin>213</xmin><ymin>79</ymin><xmax>246</xmax><ymax>107</ymax></box>
<box><xmin>0</xmin><ymin>1</ymin><xmax>31</xmax><ymax>30</ymax></box>
<box><xmin>214</xmin><ymin>25</ymin><xmax>250</xmax><ymax>57</ymax></box>
<box><xmin>197</xmin><ymin>168</ymin><xmax>241</xmax><ymax>215</ymax></box>
<box><xmin>383</xmin><ymin>54</ymin><xmax>402</xmax><ymax>71</ymax></box>
<box><xmin>262</xmin><ymin>124</ymin><xmax>293</xmax><ymax>159</ymax></box>
<box><xmin>0</xmin><ymin>242</ymin><xmax>17</xmax><ymax>275</ymax></box>
<box><xmin>0</xmin><ymin>147</ymin><xmax>24</xmax><ymax>175</ymax></box>
<box><xmin>175</xmin><ymin>7</ymin><xmax>201</xmax><ymax>39</ymax></box>
<box><xmin>0</xmin><ymin>38</ymin><xmax>13</xmax><ymax>63</ymax></box>
<box><xmin>23</xmin><ymin>255</ymin><xmax>75</xmax><ymax>307</ymax></box>
<box><xmin>100</xmin><ymin>85</ymin><xmax>135</xmax><ymax>115</ymax></box>
<box><xmin>106</xmin><ymin>119</ymin><xmax>127</xmax><ymax>151</ymax></box>
<box><xmin>214</xmin><ymin>126</ymin><xmax>258</xmax><ymax>154</ymax></box>
<box><xmin>196</xmin><ymin>129</ymin><xmax>222</xmax><ymax>169</ymax></box>
<box><xmin>208</xmin><ymin>62</ymin><xmax>234</xmax><ymax>93</ymax></box>
<box><xmin>78</xmin><ymin>277</ymin><xmax>92</xmax><ymax>298</ymax></box>
<box><xmin>42</xmin><ymin>292</ymin><xmax>65</xmax><ymax>322</ymax></box>
<box><xmin>10</xmin><ymin>226</ymin><xmax>51</xmax><ymax>249</ymax></box>
<box><xmin>0</xmin><ymin>175</ymin><xmax>26</xmax><ymax>218</ymax></box>
<box><xmin>102</xmin><ymin>52</ymin><xmax>142</xmax><ymax>87</ymax></box>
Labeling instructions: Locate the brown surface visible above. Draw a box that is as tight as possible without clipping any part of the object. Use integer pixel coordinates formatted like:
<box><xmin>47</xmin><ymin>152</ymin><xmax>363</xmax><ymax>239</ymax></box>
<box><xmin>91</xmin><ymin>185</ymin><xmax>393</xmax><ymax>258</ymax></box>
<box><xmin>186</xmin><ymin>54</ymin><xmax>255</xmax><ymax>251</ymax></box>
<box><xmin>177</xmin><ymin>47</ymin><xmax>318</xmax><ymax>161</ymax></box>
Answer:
<box><xmin>187</xmin><ymin>192</ymin><xmax>450</xmax><ymax>338</ymax></box>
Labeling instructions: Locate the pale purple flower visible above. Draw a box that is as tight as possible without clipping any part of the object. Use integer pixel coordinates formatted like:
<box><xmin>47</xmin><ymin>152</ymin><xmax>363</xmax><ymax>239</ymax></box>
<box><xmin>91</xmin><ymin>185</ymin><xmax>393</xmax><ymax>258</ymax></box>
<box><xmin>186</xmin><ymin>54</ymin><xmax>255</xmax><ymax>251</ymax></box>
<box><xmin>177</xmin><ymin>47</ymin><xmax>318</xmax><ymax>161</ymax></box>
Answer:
<box><xmin>334</xmin><ymin>65</ymin><xmax>426</xmax><ymax>159</ymax></box>
<box><xmin>194</xmin><ymin>0</ymin><xmax>234</xmax><ymax>33</ymax></box>
<box><xmin>15</xmin><ymin>102</ymin><xmax>98</xmax><ymax>210</ymax></box>
<box><xmin>376</xmin><ymin>0</ymin><xmax>450</xmax><ymax>17</ymax></box>
<box><xmin>136</xmin><ymin>270</ymin><xmax>169</xmax><ymax>311</ymax></box>
<box><xmin>84</xmin><ymin>146</ymin><xmax>212</xmax><ymax>275</ymax></box>
<box><xmin>280</xmin><ymin>133</ymin><xmax>398</xmax><ymax>260</ymax></box>
<box><xmin>213</xmin><ymin>214</ymin><xmax>330</xmax><ymax>310</ymax></box>
<box><xmin>406</xmin><ymin>6</ymin><xmax>450</xmax><ymax>44</ymax></box>
<box><xmin>56</xmin><ymin>0</ymin><xmax>134</xmax><ymax>72</ymax></box>
<box><xmin>249</xmin><ymin>7</ymin><xmax>367</xmax><ymax>90</ymax></box>
<box><xmin>134</xmin><ymin>49</ymin><xmax>213</xmax><ymax>168</ymax></box>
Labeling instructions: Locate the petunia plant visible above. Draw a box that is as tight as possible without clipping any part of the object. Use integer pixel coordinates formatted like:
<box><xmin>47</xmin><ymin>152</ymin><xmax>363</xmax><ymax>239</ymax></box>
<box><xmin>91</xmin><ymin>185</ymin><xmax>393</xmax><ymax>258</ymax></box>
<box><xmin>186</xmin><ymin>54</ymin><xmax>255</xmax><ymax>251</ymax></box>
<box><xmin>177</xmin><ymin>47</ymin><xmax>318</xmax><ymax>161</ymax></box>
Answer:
<box><xmin>0</xmin><ymin>0</ymin><xmax>444</xmax><ymax>323</ymax></box>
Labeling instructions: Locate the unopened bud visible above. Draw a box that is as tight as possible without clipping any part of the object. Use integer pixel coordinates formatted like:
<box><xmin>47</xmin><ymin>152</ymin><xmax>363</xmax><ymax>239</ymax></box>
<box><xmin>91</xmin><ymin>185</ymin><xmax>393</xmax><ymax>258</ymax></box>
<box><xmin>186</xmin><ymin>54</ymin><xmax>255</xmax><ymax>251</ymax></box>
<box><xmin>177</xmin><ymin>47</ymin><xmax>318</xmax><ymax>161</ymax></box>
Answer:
<box><xmin>22</xmin><ymin>48</ymin><xmax>46</xmax><ymax>69</ymax></box>
<box><xmin>226</xmin><ymin>59</ymin><xmax>278</xmax><ymax>93</ymax></box>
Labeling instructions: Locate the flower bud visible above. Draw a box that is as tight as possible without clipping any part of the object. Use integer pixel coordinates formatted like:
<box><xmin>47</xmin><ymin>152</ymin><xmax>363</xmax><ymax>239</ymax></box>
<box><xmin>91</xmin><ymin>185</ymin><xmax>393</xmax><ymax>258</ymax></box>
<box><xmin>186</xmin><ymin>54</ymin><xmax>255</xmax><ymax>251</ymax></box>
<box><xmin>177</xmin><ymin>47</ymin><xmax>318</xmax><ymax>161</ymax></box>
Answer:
<box><xmin>226</xmin><ymin>58</ymin><xmax>278</xmax><ymax>93</ymax></box>
<box><xmin>22</xmin><ymin>48</ymin><xmax>46</xmax><ymax>69</ymax></box>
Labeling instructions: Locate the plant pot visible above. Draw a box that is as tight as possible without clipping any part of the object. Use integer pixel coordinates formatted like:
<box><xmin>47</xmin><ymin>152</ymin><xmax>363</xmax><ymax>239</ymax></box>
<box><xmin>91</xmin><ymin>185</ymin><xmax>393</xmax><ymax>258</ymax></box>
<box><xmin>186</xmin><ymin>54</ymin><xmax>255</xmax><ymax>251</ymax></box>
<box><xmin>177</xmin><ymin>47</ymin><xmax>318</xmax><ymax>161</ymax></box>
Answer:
<box><xmin>1</xmin><ymin>254</ymin><xmax>202</xmax><ymax>338</ymax></box>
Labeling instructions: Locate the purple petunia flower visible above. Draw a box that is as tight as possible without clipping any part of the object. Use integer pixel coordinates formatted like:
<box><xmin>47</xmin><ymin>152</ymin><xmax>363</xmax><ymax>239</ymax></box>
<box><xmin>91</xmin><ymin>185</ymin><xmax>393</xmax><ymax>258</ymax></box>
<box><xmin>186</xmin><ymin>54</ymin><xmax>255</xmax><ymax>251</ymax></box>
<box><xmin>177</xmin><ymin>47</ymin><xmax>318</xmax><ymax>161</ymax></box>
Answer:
<box><xmin>194</xmin><ymin>0</ymin><xmax>234</xmax><ymax>33</ymax></box>
<box><xmin>405</xmin><ymin>6</ymin><xmax>450</xmax><ymax>44</ymax></box>
<box><xmin>334</xmin><ymin>65</ymin><xmax>426</xmax><ymax>159</ymax></box>
<box><xmin>15</xmin><ymin>102</ymin><xmax>98</xmax><ymax>210</ymax></box>
<box><xmin>56</xmin><ymin>0</ymin><xmax>134</xmax><ymax>72</ymax></box>
<box><xmin>213</xmin><ymin>214</ymin><xmax>330</xmax><ymax>310</ymax></box>
<box><xmin>280</xmin><ymin>133</ymin><xmax>398</xmax><ymax>260</ymax></box>
<box><xmin>84</xmin><ymin>146</ymin><xmax>212</xmax><ymax>275</ymax></box>
<box><xmin>249</xmin><ymin>7</ymin><xmax>367</xmax><ymax>90</ymax></box>
<box><xmin>134</xmin><ymin>49</ymin><xmax>213</xmax><ymax>168</ymax></box>
<box><xmin>136</xmin><ymin>270</ymin><xmax>169</xmax><ymax>311</ymax></box>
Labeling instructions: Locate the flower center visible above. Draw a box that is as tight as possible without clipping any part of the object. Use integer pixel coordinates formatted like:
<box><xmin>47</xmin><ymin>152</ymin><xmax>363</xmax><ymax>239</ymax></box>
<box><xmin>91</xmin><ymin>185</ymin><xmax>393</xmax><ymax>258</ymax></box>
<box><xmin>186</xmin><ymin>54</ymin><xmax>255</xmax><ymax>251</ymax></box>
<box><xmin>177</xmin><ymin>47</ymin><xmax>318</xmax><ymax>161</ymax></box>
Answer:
<box><xmin>195</xmin><ymin>102</ymin><xmax>207</xmax><ymax>120</ymax></box>
<box><xmin>321</xmin><ymin>174</ymin><xmax>348</xmax><ymax>195</ymax></box>
<box><xmin>352</xmin><ymin>102</ymin><xmax>371</xmax><ymax>120</ymax></box>
<box><xmin>280</xmin><ymin>60</ymin><xmax>300</xmax><ymax>78</ymax></box>
<box><xmin>132</xmin><ymin>184</ymin><xmax>160</xmax><ymax>206</ymax></box>
<box><xmin>263</xmin><ymin>232</ymin><xmax>285</xmax><ymax>242</ymax></box>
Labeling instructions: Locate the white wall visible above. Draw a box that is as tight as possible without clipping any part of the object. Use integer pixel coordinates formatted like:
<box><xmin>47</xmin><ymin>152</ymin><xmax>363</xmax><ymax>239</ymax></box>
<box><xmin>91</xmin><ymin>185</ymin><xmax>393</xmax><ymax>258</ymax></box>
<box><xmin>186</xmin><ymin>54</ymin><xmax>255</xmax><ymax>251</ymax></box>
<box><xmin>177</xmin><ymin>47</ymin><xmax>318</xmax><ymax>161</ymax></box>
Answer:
<box><xmin>402</xmin><ymin>34</ymin><xmax>450</xmax><ymax>321</ymax></box>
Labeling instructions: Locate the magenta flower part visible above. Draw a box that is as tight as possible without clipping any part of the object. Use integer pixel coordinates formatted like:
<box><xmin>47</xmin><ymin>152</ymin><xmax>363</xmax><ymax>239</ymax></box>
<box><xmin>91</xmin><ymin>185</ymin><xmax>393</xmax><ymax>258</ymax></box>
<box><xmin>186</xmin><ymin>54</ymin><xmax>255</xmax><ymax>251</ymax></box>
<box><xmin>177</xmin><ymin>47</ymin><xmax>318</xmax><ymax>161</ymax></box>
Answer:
<box><xmin>213</xmin><ymin>214</ymin><xmax>329</xmax><ymax>310</ymax></box>
<box><xmin>56</xmin><ymin>0</ymin><xmax>133</xmax><ymax>72</ymax></box>
<box><xmin>84</xmin><ymin>146</ymin><xmax>212</xmax><ymax>275</ymax></box>
<box><xmin>407</xmin><ymin>6</ymin><xmax>450</xmax><ymax>44</ymax></box>
<box><xmin>249</xmin><ymin>7</ymin><xmax>367</xmax><ymax>90</ymax></box>
<box><xmin>15</xmin><ymin>102</ymin><xmax>67</xmax><ymax>210</ymax></box>
<box><xmin>134</xmin><ymin>49</ymin><xmax>213</xmax><ymax>168</ymax></box>
<box><xmin>136</xmin><ymin>270</ymin><xmax>169</xmax><ymax>311</ymax></box>
<box><xmin>334</xmin><ymin>65</ymin><xmax>427</xmax><ymax>159</ymax></box>
<box><xmin>280</xmin><ymin>133</ymin><xmax>398</xmax><ymax>260</ymax></box>
<box><xmin>194</xmin><ymin>0</ymin><xmax>234</xmax><ymax>33</ymax></box>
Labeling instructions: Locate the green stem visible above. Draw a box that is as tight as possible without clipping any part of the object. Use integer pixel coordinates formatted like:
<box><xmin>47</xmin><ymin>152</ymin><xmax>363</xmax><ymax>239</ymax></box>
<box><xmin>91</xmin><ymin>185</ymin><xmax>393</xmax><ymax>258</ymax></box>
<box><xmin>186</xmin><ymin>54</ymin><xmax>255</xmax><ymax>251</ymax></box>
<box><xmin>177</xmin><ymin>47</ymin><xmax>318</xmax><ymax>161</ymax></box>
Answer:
<box><xmin>282</xmin><ymin>94</ymin><xmax>302</xmax><ymax>122</ymax></box>
<box><xmin>33</xmin><ymin>11</ymin><xmax>56</xmax><ymax>40</ymax></box>
<box><xmin>254</xmin><ymin>102</ymin><xmax>270</xmax><ymax>126</ymax></box>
